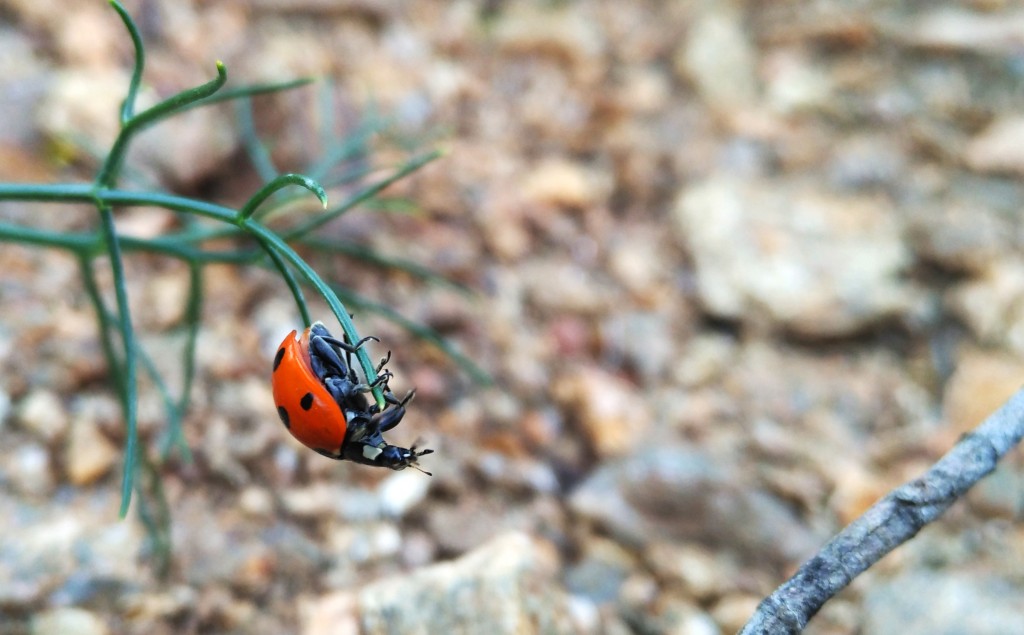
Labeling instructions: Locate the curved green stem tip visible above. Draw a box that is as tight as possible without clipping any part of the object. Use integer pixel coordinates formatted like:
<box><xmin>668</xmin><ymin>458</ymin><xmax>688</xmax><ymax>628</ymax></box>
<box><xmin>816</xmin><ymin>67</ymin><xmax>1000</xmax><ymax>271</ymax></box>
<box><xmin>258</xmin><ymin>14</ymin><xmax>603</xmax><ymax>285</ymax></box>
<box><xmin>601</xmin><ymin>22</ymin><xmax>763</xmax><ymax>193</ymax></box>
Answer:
<box><xmin>237</xmin><ymin>173</ymin><xmax>328</xmax><ymax>222</ymax></box>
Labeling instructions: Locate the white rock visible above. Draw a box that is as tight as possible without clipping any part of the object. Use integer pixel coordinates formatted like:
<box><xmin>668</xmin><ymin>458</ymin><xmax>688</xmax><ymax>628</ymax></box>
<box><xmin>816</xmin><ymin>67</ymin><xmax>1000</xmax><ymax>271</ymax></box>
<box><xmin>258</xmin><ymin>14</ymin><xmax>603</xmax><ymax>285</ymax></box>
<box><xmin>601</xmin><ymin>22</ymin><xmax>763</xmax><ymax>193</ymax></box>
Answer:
<box><xmin>674</xmin><ymin>176</ymin><xmax>917</xmax><ymax>337</ymax></box>
<box><xmin>327</xmin><ymin>522</ymin><xmax>402</xmax><ymax>564</ymax></box>
<box><xmin>948</xmin><ymin>258</ymin><xmax>1024</xmax><ymax>355</ymax></box>
<box><xmin>764</xmin><ymin>49</ymin><xmax>833</xmax><ymax>115</ymax></box>
<box><xmin>675</xmin><ymin>6</ymin><xmax>757</xmax><ymax>112</ymax></box>
<box><xmin>8</xmin><ymin>442</ymin><xmax>54</xmax><ymax>496</ymax></box>
<box><xmin>358</xmin><ymin>532</ymin><xmax>572</xmax><ymax>635</ymax></box>
<box><xmin>15</xmin><ymin>390</ymin><xmax>68</xmax><ymax>442</ymax></box>
<box><xmin>964</xmin><ymin>115</ymin><xmax>1024</xmax><ymax>175</ymax></box>
<box><xmin>32</xmin><ymin>607</ymin><xmax>108</xmax><ymax>635</ymax></box>
<box><xmin>35</xmin><ymin>69</ymin><xmax>125</xmax><ymax>150</ymax></box>
<box><xmin>239</xmin><ymin>486</ymin><xmax>275</xmax><ymax>518</ymax></box>
<box><xmin>300</xmin><ymin>591</ymin><xmax>360</xmax><ymax>635</ymax></box>
<box><xmin>893</xmin><ymin>8</ymin><xmax>1024</xmax><ymax>55</ymax></box>
<box><xmin>378</xmin><ymin>469</ymin><xmax>431</xmax><ymax>517</ymax></box>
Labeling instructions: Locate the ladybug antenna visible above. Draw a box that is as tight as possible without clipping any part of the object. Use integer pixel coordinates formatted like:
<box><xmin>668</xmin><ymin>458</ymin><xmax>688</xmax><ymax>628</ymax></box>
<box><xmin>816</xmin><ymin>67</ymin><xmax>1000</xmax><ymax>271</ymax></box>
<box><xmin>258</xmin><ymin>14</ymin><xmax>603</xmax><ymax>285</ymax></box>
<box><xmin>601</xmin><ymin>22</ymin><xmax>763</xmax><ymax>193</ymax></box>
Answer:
<box><xmin>407</xmin><ymin>441</ymin><xmax>434</xmax><ymax>476</ymax></box>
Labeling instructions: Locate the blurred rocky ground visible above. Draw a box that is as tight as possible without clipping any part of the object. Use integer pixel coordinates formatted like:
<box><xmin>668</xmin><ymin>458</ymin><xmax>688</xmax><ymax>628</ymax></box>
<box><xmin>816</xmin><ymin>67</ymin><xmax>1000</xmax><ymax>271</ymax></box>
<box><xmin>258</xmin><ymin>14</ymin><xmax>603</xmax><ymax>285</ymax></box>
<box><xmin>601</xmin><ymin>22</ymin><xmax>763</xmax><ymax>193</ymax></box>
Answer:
<box><xmin>2</xmin><ymin>1</ymin><xmax>1024</xmax><ymax>634</ymax></box>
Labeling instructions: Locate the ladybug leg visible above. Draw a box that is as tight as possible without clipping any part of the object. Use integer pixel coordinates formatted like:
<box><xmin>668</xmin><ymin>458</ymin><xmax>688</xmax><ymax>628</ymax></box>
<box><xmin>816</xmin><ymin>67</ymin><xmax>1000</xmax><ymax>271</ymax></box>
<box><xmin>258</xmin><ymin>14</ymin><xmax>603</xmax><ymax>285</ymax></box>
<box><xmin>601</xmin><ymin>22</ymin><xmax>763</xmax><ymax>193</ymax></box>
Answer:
<box><xmin>375</xmin><ymin>350</ymin><xmax>392</xmax><ymax>374</ymax></box>
<box><xmin>309</xmin><ymin>334</ymin><xmax>378</xmax><ymax>378</ymax></box>
<box><xmin>383</xmin><ymin>388</ymin><xmax>416</xmax><ymax>408</ymax></box>
<box><xmin>321</xmin><ymin>366</ymin><xmax>393</xmax><ymax>410</ymax></box>
<box><xmin>320</xmin><ymin>333</ymin><xmax>379</xmax><ymax>387</ymax></box>
<box><xmin>311</xmin><ymin>323</ymin><xmax>378</xmax><ymax>354</ymax></box>
<box><xmin>364</xmin><ymin>369</ymin><xmax>407</xmax><ymax>415</ymax></box>
<box><xmin>374</xmin><ymin>406</ymin><xmax>405</xmax><ymax>432</ymax></box>
<box><xmin>323</xmin><ymin>375</ymin><xmax>372</xmax><ymax>406</ymax></box>
<box><xmin>372</xmin><ymin>393</ymin><xmax>414</xmax><ymax>432</ymax></box>
<box><xmin>311</xmin><ymin>321</ymin><xmax>368</xmax><ymax>376</ymax></box>
<box><xmin>369</xmin><ymin>368</ymin><xmax>389</xmax><ymax>384</ymax></box>
<box><xmin>321</xmin><ymin>335</ymin><xmax>378</xmax><ymax>354</ymax></box>
<box><xmin>308</xmin><ymin>336</ymin><xmax>351</xmax><ymax>379</ymax></box>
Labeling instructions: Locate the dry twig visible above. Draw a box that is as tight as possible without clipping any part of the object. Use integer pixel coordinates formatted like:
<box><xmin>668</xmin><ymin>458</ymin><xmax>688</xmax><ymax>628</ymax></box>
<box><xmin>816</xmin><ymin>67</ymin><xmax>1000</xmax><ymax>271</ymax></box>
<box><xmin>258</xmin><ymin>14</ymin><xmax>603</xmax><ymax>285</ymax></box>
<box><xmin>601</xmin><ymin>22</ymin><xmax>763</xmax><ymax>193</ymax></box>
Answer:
<box><xmin>740</xmin><ymin>387</ymin><xmax>1024</xmax><ymax>634</ymax></box>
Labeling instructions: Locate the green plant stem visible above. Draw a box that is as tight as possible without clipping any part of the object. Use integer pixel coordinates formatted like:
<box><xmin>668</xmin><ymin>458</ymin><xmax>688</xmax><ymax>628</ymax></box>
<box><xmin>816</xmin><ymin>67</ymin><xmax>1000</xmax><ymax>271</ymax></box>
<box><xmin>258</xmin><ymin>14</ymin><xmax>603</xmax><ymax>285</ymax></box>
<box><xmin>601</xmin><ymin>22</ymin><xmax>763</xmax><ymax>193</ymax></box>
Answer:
<box><xmin>0</xmin><ymin>221</ymin><xmax>256</xmax><ymax>263</ymax></box>
<box><xmin>0</xmin><ymin>222</ymin><xmax>95</xmax><ymax>251</ymax></box>
<box><xmin>237</xmin><ymin>173</ymin><xmax>327</xmax><ymax>221</ymax></box>
<box><xmin>135</xmin><ymin>336</ymin><xmax>190</xmax><ymax>462</ymax></box>
<box><xmin>108</xmin><ymin>0</ymin><xmax>145</xmax><ymax>122</ymax></box>
<box><xmin>333</xmin><ymin>285</ymin><xmax>491</xmax><ymax>385</ymax></box>
<box><xmin>236</xmin><ymin>98</ymin><xmax>279</xmax><ymax>184</ymax></box>
<box><xmin>189</xmin><ymin>78</ymin><xmax>315</xmax><ymax>110</ymax></box>
<box><xmin>0</xmin><ymin>184</ymin><xmax>237</xmax><ymax>222</ymax></box>
<box><xmin>96</xmin><ymin>62</ymin><xmax>228</xmax><ymax>187</ymax></box>
<box><xmin>79</xmin><ymin>255</ymin><xmax>125</xmax><ymax>391</ymax></box>
<box><xmin>262</xmin><ymin>238</ymin><xmax>311</xmax><ymax>327</ymax></box>
<box><xmin>173</xmin><ymin>262</ymin><xmax>202</xmax><ymax>460</ymax></box>
<box><xmin>96</xmin><ymin>202</ymin><xmax>140</xmax><ymax>518</ymax></box>
<box><xmin>135</xmin><ymin>455</ymin><xmax>173</xmax><ymax>579</ymax></box>
<box><xmin>305</xmin><ymin>237</ymin><xmax>473</xmax><ymax>294</ymax></box>
<box><xmin>284</xmin><ymin>150</ymin><xmax>441</xmax><ymax>240</ymax></box>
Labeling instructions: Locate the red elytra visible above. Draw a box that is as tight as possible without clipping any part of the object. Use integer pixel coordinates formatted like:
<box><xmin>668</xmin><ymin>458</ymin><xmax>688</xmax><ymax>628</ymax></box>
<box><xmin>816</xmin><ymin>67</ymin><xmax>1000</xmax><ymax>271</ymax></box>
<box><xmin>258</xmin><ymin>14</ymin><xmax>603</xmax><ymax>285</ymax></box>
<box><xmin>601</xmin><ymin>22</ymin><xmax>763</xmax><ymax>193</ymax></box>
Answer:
<box><xmin>272</xmin><ymin>328</ymin><xmax>346</xmax><ymax>454</ymax></box>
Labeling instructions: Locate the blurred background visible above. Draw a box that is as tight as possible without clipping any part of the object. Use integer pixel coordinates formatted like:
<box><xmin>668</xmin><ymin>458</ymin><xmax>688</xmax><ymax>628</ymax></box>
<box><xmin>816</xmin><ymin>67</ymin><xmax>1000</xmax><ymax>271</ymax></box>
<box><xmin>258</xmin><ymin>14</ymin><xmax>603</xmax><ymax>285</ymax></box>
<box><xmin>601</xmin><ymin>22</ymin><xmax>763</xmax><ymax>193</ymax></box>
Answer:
<box><xmin>2</xmin><ymin>1</ymin><xmax>1024</xmax><ymax>634</ymax></box>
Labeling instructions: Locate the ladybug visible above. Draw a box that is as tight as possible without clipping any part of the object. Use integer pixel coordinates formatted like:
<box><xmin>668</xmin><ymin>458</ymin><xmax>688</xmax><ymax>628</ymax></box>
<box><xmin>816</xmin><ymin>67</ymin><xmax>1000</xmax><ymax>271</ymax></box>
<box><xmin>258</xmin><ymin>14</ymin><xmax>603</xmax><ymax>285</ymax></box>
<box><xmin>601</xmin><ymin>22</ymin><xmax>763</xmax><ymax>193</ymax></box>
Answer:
<box><xmin>271</xmin><ymin>322</ymin><xmax>432</xmax><ymax>472</ymax></box>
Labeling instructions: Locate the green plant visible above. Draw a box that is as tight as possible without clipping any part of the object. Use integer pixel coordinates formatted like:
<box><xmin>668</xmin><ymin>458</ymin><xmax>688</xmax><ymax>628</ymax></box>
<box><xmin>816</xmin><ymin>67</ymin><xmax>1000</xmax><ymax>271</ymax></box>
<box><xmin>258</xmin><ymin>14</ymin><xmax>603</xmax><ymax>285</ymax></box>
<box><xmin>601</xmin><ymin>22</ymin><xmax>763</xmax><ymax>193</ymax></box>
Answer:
<box><xmin>0</xmin><ymin>1</ymin><xmax>481</xmax><ymax>572</ymax></box>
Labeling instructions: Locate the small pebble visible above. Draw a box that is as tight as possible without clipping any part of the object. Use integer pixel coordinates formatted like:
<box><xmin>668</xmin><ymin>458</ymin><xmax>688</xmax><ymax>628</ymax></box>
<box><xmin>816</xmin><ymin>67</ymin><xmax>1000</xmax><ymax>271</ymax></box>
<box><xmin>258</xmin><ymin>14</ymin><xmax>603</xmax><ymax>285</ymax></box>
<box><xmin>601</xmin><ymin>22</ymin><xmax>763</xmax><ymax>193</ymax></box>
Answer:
<box><xmin>552</xmin><ymin>367</ymin><xmax>651</xmax><ymax>457</ymax></box>
<box><xmin>378</xmin><ymin>469</ymin><xmax>431</xmax><ymax>517</ymax></box>
<box><xmin>239</xmin><ymin>486</ymin><xmax>276</xmax><ymax>518</ymax></box>
<box><xmin>65</xmin><ymin>413</ymin><xmax>119</xmax><ymax>486</ymax></box>
<box><xmin>710</xmin><ymin>595</ymin><xmax>761</xmax><ymax>635</ymax></box>
<box><xmin>32</xmin><ymin>607</ymin><xmax>109</xmax><ymax>635</ymax></box>
<box><xmin>9</xmin><ymin>442</ymin><xmax>55</xmax><ymax>496</ymax></box>
<box><xmin>521</xmin><ymin>158</ymin><xmax>612</xmax><ymax>210</ymax></box>
<box><xmin>15</xmin><ymin>389</ymin><xmax>68</xmax><ymax>442</ymax></box>
<box><xmin>675</xmin><ymin>6</ymin><xmax>757</xmax><ymax>113</ymax></box>
<box><xmin>965</xmin><ymin>116</ymin><xmax>1024</xmax><ymax>175</ymax></box>
<box><xmin>327</xmin><ymin>522</ymin><xmax>402</xmax><ymax>564</ymax></box>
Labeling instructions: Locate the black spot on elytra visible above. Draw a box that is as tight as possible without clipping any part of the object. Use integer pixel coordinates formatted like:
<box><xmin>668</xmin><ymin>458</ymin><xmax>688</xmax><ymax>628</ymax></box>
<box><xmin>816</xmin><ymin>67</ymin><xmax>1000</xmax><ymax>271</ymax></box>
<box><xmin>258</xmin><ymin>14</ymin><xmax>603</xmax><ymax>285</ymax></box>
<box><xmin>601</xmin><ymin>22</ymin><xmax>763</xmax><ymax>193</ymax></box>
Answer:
<box><xmin>300</xmin><ymin>392</ymin><xmax>314</xmax><ymax>410</ymax></box>
<box><xmin>277</xmin><ymin>406</ymin><xmax>290</xmax><ymax>429</ymax></box>
<box><xmin>273</xmin><ymin>347</ymin><xmax>286</xmax><ymax>371</ymax></box>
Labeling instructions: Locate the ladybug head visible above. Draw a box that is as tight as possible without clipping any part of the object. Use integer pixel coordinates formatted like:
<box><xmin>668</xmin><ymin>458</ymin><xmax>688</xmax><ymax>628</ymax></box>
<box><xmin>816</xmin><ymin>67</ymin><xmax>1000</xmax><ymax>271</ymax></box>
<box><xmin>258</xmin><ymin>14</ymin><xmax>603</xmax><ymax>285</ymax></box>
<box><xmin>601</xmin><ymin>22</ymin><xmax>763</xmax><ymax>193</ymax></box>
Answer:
<box><xmin>366</xmin><ymin>401</ymin><xmax>432</xmax><ymax>472</ymax></box>
<box><xmin>377</xmin><ymin>443</ymin><xmax>434</xmax><ymax>474</ymax></box>
<box><xmin>341</xmin><ymin>404</ymin><xmax>433</xmax><ymax>474</ymax></box>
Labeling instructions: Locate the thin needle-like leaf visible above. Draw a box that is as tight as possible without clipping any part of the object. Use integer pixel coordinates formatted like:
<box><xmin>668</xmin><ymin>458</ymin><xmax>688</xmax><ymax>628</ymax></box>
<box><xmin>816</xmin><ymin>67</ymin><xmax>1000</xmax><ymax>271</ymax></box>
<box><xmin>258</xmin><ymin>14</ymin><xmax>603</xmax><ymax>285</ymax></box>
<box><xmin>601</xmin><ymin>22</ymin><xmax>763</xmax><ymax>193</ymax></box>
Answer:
<box><xmin>95</xmin><ymin>203</ymin><xmax>140</xmax><ymax>518</ymax></box>
<box><xmin>237</xmin><ymin>173</ymin><xmax>327</xmax><ymax>221</ymax></box>
<box><xmin>303</xmin><ymin>238</ymin><xmax>473</xmax><ymax>295</ymax></box>
<box><xmin>97</xmin><ymin>62</ymin><xmax>228</xmax><ymax>187</ymax></box>
<box><xmin>263</xmin><ymin>240</ymin><xmax>311</xmax><ymax>327</ymax></box>
<box><xmin>186</xmin><ymin>77</ymin><xmax>315</xmax><ymax>110</ymax></box>
<box><xmin>108</xmin><ymin>0</ymin><xmax>145</xmax><ymax>123</ymax></box>
<box><xmin>79</xmin><ymin>254</ymin><xmax>125</xmax><ymax>391</ymax></box>
<box><xmin>284</xmin><ymin>151</ymin><xmax>441</xmax><ymax>240</ymax></box>
<box><xmin>236</xmin><ymin>98</ymin><xmax>279</xmax><ymax>184</ymax></box>
<box><xmin>332</xmin><ymin>285</ymin><xmax>491</xmax><ymax>385</ymax></box>
<box><xmin>173</xmin><ymin>262</ymin><xmax>203</xmax><ymax>460</ymax></box>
